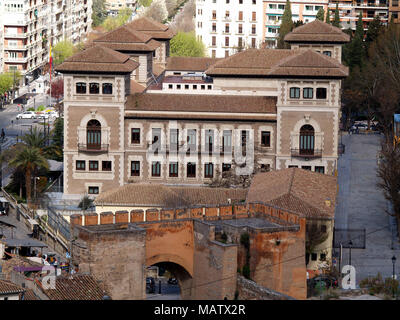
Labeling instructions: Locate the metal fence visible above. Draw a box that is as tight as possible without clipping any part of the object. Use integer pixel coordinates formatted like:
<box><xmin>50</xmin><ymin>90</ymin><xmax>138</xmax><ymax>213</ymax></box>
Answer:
<box><xmin>47</xmin><ymin>206</ymin><xmax>70</xmax><ymax>241</ymax></box>
<box><xmin>333</xmin><ymin>228</ymin><xmax>366</xmax><ymax>249</ymax></box>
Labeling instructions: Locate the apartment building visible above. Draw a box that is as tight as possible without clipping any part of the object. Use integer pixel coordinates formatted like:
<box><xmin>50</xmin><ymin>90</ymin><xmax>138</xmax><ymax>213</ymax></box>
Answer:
<box><xmin>105</xmin><ymin>0</ymin><xmax>137</xmax><ymax>15</ymax></box>
<box><xmin>195</xmin><ymin>0</ymin><xmax>265</xmax><ymax>58</ymax></box>
<box><xmin>328</xmin><ymin>0</ymin><xmax>388</xmax><ymax>31</ymax></box>
<box><xmin>0</xmin><ymin>0</ymin><xmax>92</xmax><ymax>84</ymax></box>
<box><xmin>389</xmin><ymin>0</ymin><xmax>400</xmax><ymax>23</ymax></box>
<box><xmin>264</xmin><ymin>0</ymin><xmax>329</xmax><ymax>47</ymax></box>
<box><xmin>55</xmin><ymin>17</ymin><xmax>349</xmax><ymax>196</ymax></box>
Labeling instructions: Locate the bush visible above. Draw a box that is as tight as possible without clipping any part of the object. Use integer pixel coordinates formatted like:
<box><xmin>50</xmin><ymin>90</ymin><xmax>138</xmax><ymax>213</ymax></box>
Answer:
<box><xmin>36</xmin><ymin>105</ymin><xmax>45</xmax><ymax>111</ymax></box>
<box><xmin>27</xmin><ymin>107</ymin><xmax>35</xmax><ymax>111</ymax></box>
<box><xmin>360</xmin><ymin>273</ymin><xmax>398</xmax><ymax>296</ymax></box>
<box><xmin>78</xmin><ymin>195</ymin><xmax>93</xmax><ymax>210</ymax></box>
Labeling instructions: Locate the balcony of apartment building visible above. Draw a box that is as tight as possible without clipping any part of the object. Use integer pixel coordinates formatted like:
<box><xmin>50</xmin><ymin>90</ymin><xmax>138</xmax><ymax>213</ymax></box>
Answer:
<box><xmin>4</xmin><ymin>54</ymin><xmax>29</xmax><ymax>64</ymax></box>
<box><xmin>354</xmin><ymin>0</ymin><xmax>388</xmax><ymax>9</ymax></box>
<box><xmin>4</xmin><ymin>29</ymin><xmax>28</xmax><ymax>39</ymax></box>
<box><xmin>4</xmin><ymin>43</ymin><xmax>28</xmax><ymax>51</ymax></box>
<box><xmin>77</xmin><ymin>124</ymin><xmax>110</xmax><ymax>153</ymax></box>
<box><xmin>290</xmin><ymin>129</ymin><xmax>323</xmax><ymax>159</ymax></box>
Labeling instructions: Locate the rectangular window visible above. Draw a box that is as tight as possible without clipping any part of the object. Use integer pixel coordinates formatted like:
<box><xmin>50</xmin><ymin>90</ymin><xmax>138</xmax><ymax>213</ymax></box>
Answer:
<box><xmin>102</xmin><ymin>161</ymin><xmax>112</xmax><ymax>171</ymax></box>
<box><xmin>251</xmin><ymin>25</ymin><xmax>256</xmax><ymax>34</ymax></box>
<box><xmin>152</xmin><ymin>161</ymin><xmax>161</xmax><ymax>177</ymax></box>
<box><xmin>261</xmin><ymin>164</ymin><xmax>270</xmax><ymax>172</ymax></box>
<box><xmin>238</xmin><ymin>11</ymin><xmax>243</xmax><ymax>20</ymax></box>
<box><xmin>278</xmin><ymin>4</ymin><xmax>285</xmax><ymax>9</ymax></box>
<box><xmin>323</xmin><ymin>50</ymin><xmax>332</xmax><ymax>57</ymax></box>
<box><xmin>205</xmin><ymin>129</ymin><xmax>214</xmax><ymax>154</ymax></box>
<box><xmin>303</xmin><ymin>87</ymin><xmax>313</xmax><ymax>99</ymax></box>
<box><xmin>204</xmin><ymin>163</ymin><xmax>214</xmax><ymax>178</ymax></box>
<box><xmin>76</xmin><ymin>82</ymin><xmax>86</xmax><ymax>94</ymax></box>
<box><xmin>131</xmin><ymin>161</ymin><xmax>140</xmax><ymax>176</ymax></box>
<box><xmin>316</xmin><ymin>88</ymin><xmax>327</xmax><ymax>99</ymax></box>
<box><xmin>225</xmin><ymin>23</ymin><xmax>229</xmax><ymax>33</ymax></box>
<box><xmin>89</xmin><ymin>161</ymin><xmax>98</xmax><ymax>171</ymax></box>
<box><xmin>225</xmin><ymin>11</ymin><xmax>230</xmax><ymax>18</ymax></box>
<box><xmin>222</xmin><ymin>163</ymin><xmax>231</xmax><ymax>172</ymax></box>
<box><xmin>290</xmin><ymin>87</ymin><xmax>300</xmax><ymax>99</ymax></box>
<box><xmin>302</xmin><ymin>166</ymin><xmax>312</xmax><ymax>171</ymax></box>
<box><xmin>222</xmin><ymin>130</ymin><xmax>232</xmax><ymax>153</ymax></box>
<box><xmin>131</xmin><ymin>128</ymin><xmax>140</xmax><ymax>144</ymax></box>
<box><xmin>288</xmin><ymin>165</ymin><xmax>298</xmax><ymax>168</ymax></box>
<box><xmin>320</xmin><ymin>253</ymin><xmax>326</xmax><ymax>261</ymax></box>
<box><xmin>261</xmin><ymin>131</ymin><xmax>271</xmax><ymax>147</ymax></box>
<box><xmin>152</xmin><ymin>128</ymin><xmax>161</xmax><ymax>151</ymax></box>
<box><xmin>102</xmin><ymin>83</ymin><xmax>113</xmax><ymax>94</ymax></box>
<box><xmin>315</xmin><ymin>166</ymin><xmax>325</xmax><ymax>174</ymax></box>
<box><xmin>193</xmin><ymin>85</ymin><xmax>197</xmax><ymax>89</ymax></box>
<box><xmin>187</xmin><ymin>162</ymin><xmax>196</xmax><ymax>178</ymax></box>
<box><xmin>212</xmin><ymin>23</ymin><xmax>216</xmax><ymax>32</ymax></box>
<box><xmin>212</xmin><ymin>10</ymin><xmax>216</xmax><ymax>19</ymax></box>
<box><xmin>239</xmin><ymin>0</ymin><xmax>243</xmax><ymax>3</ymax></box>
<box><xmin>169</xmin><ymin>162</ymin><xmax>179</xmax><ymax>177</ymax></box>
<box><xmin>225</xmin><ymin>36</ymin><xmax>229</xmax><ymax>47</ymax></box>
<box><xmin>212</xmin><ymin>36</ymin><xmax>216</xmax><ymax>46</ymax></box>
<box><xmin>168</xmin><ymin>84</ymin><xmax>173</xmax><ymax>89</ymax></box>
<box><xmin>185</xmin><ymin>84</ymin><xmax>189</xmax><ymax>89</ymax></box>
<box><xmin>241</xmin><ymin>130</ymin><xmax>248</xmax><ymax>156</ymax></box>
<box><xmin>76</xmin><ymin>160</ymin><xmax>85</xmax><ymax>170</ymax></box>
<box><xmin>252</xmin><ymin>11</ymin><xmax>256</xmax><ymax>21</ymax></box>
<box><xmin>238</xmin><ymin>24</ymin><xmax>243</xmax><ymax>34</ymax></box>
<box><xmin>177</xmin><ymin>84</ymin><xmax>181</xmax><ymax>89</ymax></box>
<box><xmin>88</xmin><ymin>186</ymin><xmax>99</xmax><ymax>194</ymax></box>
<box><xmin>238</xmin><ymin>37</ymin><xmax>243</xmax><ymax>47</ymax></box>
<box><xmin>251</xmin><ymin>38</ymin><xmax>256</xmax><ymax>48</ymax></box>
<box><xmin>311</xmin><ymin>253</ymin><xmax>318</xmax><ymax>261</ymax></box>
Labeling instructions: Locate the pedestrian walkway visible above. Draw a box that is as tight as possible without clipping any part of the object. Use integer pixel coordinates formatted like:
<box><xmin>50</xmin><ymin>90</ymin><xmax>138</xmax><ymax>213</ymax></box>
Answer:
<box><xmin>335</xmin><ymin>133</ymin><xmax>400</xmax><ymax>283</ymax></box>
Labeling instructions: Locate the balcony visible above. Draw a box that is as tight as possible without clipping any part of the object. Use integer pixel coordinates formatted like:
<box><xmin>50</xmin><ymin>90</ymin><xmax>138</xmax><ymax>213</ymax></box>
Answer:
<box><xmin>4</xmin><ymin>45</ymin><xmax>28</xmax><ymax>50</ymax></box>
<box><xmin>4</xmin><ymin>32</ymin><xmax>27</xmax><ymax>39</ymax></box>
<box><xmin>77</xmin><ymin>144</ymin><xmax>109</xmax><ymax>153</ymax></box>
<box><xmin>290</xmin><ymin>148</ymin><xmax>322</xmax><ymax>158</ymax></box>
<box><xmin>4</xmin><ymin>57</ymin><xmax>29</xmax><ymax>63</ymax></box>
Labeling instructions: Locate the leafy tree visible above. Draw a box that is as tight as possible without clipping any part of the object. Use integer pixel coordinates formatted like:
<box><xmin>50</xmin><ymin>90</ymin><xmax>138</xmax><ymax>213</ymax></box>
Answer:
<box><xmin>332</xmin><ymin>3</ymin><xmax>340</xmax><ymax>28</ymax></box>
<box><xmin>92</xmin><ymin>0</ymin><xmax>107</xmax><ymax>27</ymax></box>
<box><xmin>22</xmin><ymin>127</ymin><xmax>46</xmax><ymax>149</ymax></box>
<box><xmin>138</xmin><ymin>0</ymin><xmax>153</xmax><ymax>7</ymax></box>
<box><xmin>79</xmin><ymin>195</ymin><xmax>94</xmax><ymax>210</ymax></box>
<box><xmin>277</xmin><ymin>0</ymin><xmax>293</xmax><ymax>49</ymax></box>
<box><xmin>293</xmin><ymin>20</ymin><xmax>304</xmax><ymax>28</ymax></box>
<box><xmin>10</xmin><ymin>147</ymin><xmax>49</xmax><ymax>205</ymax></box>
<box><xmin>345</xmin><ymin>12</ymin><xmax>365</xmax><ymax>70</ymax></box>
<box><xmin>365</xmin><ymin>15</ymin><xmax>382</xmax><ymax>50</ymax></box>
<box><xmin>53</xmin><ymin>40</ymin><xmax>75</xmax><ymax>66</ymax></box>
<box><xmin>170</xmin><ymin>31</ymin><xmax>205</xmax><ymax>57</ymax></box>
<box><xmin>52</xmin><ymin>117</ymin><xmax>64</xmax><ymax>149</ymax></box>
<box><xmin>143</xmin><ymin>0</ymin><xmax>168</xmax><ymax>22</ymax></box>
<box><xmin>47</xmin><ymin>78</ymin><xmax>64</xmax><ymax>101</ymax></box>
<box><xmin>0</xmin><ymin>73</ymin><xmax>14</xmax><ymax>96</ymax></box>
<box><xmin>316</xmin><ymin>8</ymin><xmax>325</xmax><ymax>21</ymax></box>
<box><xmin>102</xmin><ymin>7</ymin><xmax>133</xmax><ymax>31</ymax></box>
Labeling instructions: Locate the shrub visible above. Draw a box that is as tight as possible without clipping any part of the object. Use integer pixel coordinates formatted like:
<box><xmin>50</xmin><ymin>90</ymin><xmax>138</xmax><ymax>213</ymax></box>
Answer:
<box><xmin>36</xmin><ymin>105</ymin><xmax>45</xmax><ymax>111</ymax></box>
<box><xmin>78</xmin><ymin>195</ymin><xmax>93</xmax><ymax>210</ymax></box>
<box><xmin>27</xmin><ymin>107</ymin><xmax>35</xmax><ymax>111</ymax></box>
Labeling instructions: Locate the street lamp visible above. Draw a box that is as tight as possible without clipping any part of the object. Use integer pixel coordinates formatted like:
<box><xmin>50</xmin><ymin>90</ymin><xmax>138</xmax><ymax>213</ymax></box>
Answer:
<box><xmin>349</xmin><ymin>240</ymin><xmax>353</xmax><ymax>266</ymax></box>
<box><xmin>392</xmin><ymin>255</ymin><xmax>397</xmax><ymax>298</ymax></box>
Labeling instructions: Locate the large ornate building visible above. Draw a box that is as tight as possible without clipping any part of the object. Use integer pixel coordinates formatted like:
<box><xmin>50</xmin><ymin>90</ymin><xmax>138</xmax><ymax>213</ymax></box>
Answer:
<box><xmin>56</xmin><ymin>18</ymin><xmax>349</xmax><ymax>197</ymax></box>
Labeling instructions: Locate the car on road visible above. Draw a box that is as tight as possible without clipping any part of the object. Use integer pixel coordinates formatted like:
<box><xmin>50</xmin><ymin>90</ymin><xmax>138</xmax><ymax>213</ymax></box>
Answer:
<box><xmin>308</xmin><ymin>275</ymin><xmax>338</xmax><ymax>289</ymax></box>
<box><xmin>168</xmin><ymin>277</ymin><xmax>178</xmax><ymax>285</ymax></box>
<box><xmin>36</xmin><ymin>112</ymin><xmax>50</xmax><ymax>120</ymax></box>
<box><xmin>16</xmin><ymin>111</ymin><xmax>36</xmax><ymax>120</ymax></box>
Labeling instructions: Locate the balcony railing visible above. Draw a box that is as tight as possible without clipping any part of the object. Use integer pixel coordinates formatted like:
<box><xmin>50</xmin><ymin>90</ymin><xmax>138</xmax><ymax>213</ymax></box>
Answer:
<box><xmin>78</xmin><ymin>143</ymin><xmax>109</xmax><ymax>152</ymax></box>
<box><xmin>291</xmin><ymin>148</ymin><xmax>322</xmax><ymax>158</ymax></box>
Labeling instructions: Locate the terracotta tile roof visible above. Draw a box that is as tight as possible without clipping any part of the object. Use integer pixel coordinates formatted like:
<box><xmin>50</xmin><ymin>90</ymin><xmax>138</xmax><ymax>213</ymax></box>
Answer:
<box><xmin>206</xmin><ymin>48</ymin><xmax>348</xmax><ymax>78</ymax></box>
<box><xmin>268</xmin><ymin>49</ymin><xmax>349</xmax><ymax>78</ymax></box>
<box><xmin>126</xmin><ymin>17</ymin><xmax>175</xmax><ymax>40</ymax></box>
<box><xmin>125</xmin><ymin>93</ymin><xmax>277</xmax><ymax>114</ymax></box>
<box><xmin>93</xmin><ymin>26</ymin><xmax>162</xmax><ymax>52</ymax></box>
<box><xmin>130</xmin><ymin>81</ymin><xmax>146</xmax><ymax>93</ymax></box>
<box><xmin>0</xmin><ymin>280</ymin><xmax>25</xmax><ymax>295</ymax></box>
<box><xmin>55</xmin><ymin>45</ymin><xmax>139</xmax><ymax>73</ymax></box>
<box><xmin>247</xmin><ymin>168</ymin><xmax>337</xmax><ymax>219</ymax></box>
<box><xmin>166</xmin><ymin>57</ymin><xmax>222</xmax><ymax>72</ymax></box>
<box><xmin>22</xmin><ymin>288</ymin><xmax>38</xmax><ymax>300</ymax></box>
<box><xmin>284</xmin><ymin>20</ymin><xmax>350</xmax><ymax>43</ymax></box>
<box><xmin>94</xmin><ymin>184</ymin><xmax>248</xmax><ymax>207</ymax></box>
<box><xmin>42</xmin><ymin>274</ymin><xmax>107</xmax><ymax>300</ymax></box>
<box><xmin>152</xmin><ymin>63</ymin><xmax>165</xmax><ymax>77</ymax></box>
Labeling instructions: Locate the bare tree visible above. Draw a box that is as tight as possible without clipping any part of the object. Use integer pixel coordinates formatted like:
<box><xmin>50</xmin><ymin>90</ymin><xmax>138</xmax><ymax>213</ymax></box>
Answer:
<box><xmin>169</xmin><ymin>0</ymin><xmax>195</xmax><ymax>33</ymax></box>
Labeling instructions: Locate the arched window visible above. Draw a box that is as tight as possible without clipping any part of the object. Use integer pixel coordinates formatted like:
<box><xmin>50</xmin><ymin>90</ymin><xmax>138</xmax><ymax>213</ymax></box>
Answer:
<box><xmin>89</xmin><ymin>83</ymin><xmax>100</xmax><ymax>94</ymax></box>
<box><xmin>102</xmin><ymin>83</ymin><xmax>113</xmax><ymax>94</ymax></box>
<box><xmin>299</xmin><ymin>124</ymin><xmax>314</xmax><ymax>155</ymax></box>
<box><xmin>87</xmin><ymin>120</ymin><xmax>101</xmax><ymax>150</ymax></box>
<box><xmin>76</xmin><ymin>82</ymin><xmax>86</xmax><ymax>94</ymax></box>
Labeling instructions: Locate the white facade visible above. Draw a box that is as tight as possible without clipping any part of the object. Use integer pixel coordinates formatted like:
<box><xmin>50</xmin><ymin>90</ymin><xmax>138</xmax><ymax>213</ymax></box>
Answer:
<box><xmin>264</xmin><ymin>0</ymin><xmax>328</xmax><ymax>47</ymax></box>
<box><xmin>195</xmin><ymin>0</ymin><xmax>264</xmax><ymax>58</ymax></box>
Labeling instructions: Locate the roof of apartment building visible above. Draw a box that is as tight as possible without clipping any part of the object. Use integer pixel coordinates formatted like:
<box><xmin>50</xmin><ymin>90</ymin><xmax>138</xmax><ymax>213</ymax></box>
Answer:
<box><xmin>126</xmin><ymin>16</ymin><xmax>175</xmax><ymax>40</ymax></box>
<box><xmin>94</xmin><ymin>184</ymin><xmax>248</xmax><ymax>207</ymax></box>
<box><xmin>206</xmin><ymin>49</ymin><xmax>348</xmax><ymax>78</ymax></box>
<box><xmin>0</xmin><ymin>280</ymin><xmax>25</xmax><ymax>296</ymax></box>
<box><xmin>93</xmin><ymin>25</ymin><xmax>161</xmax><ymax>52</ymax></box>
<box><xmin>55</xmin><ymin>45</ymin><xmax>139</xmax><ymax>73</ymax></box>
<box><xmin>284</xmin><ymin>19</ymin><xmax>351</xmax><ymax>43</ymax></box>
<box><xmin>125</xmin><ymin>93</ymin><xmax>277</xmax><ymax>114</ymax></box>
<box><xmin>42</xmin><ymin>274</ymin><xmax>107</xmax><ymax>300</ymax></box>
<box><xmin>247</xmin><ymin>168</ymin><xmax>337</xmax><ymax>219</ymax></box>
<box><xmin>166</xmin><ymin>57</ymin><xmax>222</xmax><ymax>72</ymax></box>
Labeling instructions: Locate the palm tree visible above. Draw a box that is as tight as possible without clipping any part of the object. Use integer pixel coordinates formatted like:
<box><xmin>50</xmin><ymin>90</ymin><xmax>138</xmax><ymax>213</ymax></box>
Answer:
<box><xmin>22</xmin><ymin>127</ymin><xmax>45</xmax><ymax>149</ymax></box>
<box><xmin>10</xmin><ymin>147</ymin><xmax>49</xmax><ymax>205</ymax></box>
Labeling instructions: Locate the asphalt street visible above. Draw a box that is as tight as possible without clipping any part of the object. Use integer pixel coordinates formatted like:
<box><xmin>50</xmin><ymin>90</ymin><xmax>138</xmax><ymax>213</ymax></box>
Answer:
<box><xmin>335</xmin><ymin>133</ymin><xmax>400</xmax><ymax>284</ymax></box>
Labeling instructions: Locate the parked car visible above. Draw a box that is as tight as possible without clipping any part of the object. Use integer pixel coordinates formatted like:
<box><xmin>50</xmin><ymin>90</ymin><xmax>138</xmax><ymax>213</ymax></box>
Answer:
<box><xmin>350</xmin><ymin>123</ymin><xmax>368</xmax><ymax>133</ymax></box>
<box><xmin>16</xmin><ymin>111</ymin><xmax>36</xmax><ymax>119</ymax></box>
<box><xmin>309</xmin><ymin>275</ymin><xmax>338</xmax><ymax>289</ymax></box>
<box><xmin>36</xmin><ymin>112</ymin><xmax>50</xmax><ymax>120</ymax></box>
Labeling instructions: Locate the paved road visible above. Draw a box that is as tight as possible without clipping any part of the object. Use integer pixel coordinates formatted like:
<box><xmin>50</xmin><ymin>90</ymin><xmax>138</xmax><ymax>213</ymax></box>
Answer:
<box><xmin>335</xmin><ymin>133</ymin><xmax>400</xmax><ymax>284</ymax></box>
